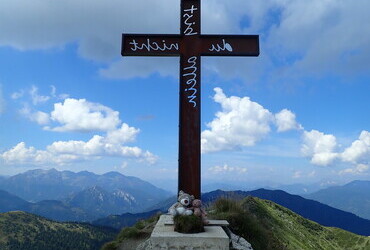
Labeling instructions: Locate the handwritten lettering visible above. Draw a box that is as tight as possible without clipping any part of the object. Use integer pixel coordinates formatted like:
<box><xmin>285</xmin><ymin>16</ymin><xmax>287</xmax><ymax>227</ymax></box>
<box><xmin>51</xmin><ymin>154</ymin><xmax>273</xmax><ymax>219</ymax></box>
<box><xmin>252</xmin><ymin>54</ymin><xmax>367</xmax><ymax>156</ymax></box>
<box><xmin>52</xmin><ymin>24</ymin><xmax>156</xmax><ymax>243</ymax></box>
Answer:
<box><xmin>182</xmin><ymin>56</ymin><xmax>198</xmax><ymax>107</ymax></box>
<box><xmin>183</xmin><ymin>5</ymin><xmax>198</xmax><ymax>36</ymax></box>
<box><xmin>209</xmin><ymin>39</ymin><xmax>233</xmax><ymax>52</ymax></box>
<box><xmin>129</xmin><ymin>39</ymin><xmax>179</xmax><ymax>52</ymax></box>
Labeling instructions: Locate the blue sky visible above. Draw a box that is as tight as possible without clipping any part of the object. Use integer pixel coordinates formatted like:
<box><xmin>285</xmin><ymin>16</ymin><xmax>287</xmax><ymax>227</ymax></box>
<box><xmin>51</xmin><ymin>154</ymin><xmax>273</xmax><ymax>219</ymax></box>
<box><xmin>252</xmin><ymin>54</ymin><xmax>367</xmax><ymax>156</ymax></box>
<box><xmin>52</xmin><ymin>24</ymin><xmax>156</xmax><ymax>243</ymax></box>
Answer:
<box><xmin>0</xmin><ymin>0</ymin><xmax>369</xmax><ymax>191</ymax></box>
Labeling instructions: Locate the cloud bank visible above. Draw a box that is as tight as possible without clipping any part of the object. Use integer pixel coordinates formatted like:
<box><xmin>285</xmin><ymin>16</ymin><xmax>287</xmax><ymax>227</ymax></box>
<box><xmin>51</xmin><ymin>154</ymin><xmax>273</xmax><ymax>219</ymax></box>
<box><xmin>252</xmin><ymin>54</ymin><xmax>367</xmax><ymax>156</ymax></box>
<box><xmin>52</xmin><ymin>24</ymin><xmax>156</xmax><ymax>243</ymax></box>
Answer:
<box><xmin>301</xmin><ymin>130</ymin><xmax>370</xmax><ymax>170</ymax></box>
<box><xmin>1</xmin><ymin>0</ymin><xmax>370</xmax><ymax>80</ymax></box>
<box><xmin>1</xmin><ymin>91</ymin><xmax>157</xmax><ymax>166</ymax></box>
<box><xmin>208</xmin><ymin>164</ymin><xmax>247</xmax><ymax>174</ymax></box>
<box><xmin>201</xmin><ymin>88</ymin><xmax>369</xmax><ymax>174</ymax></box>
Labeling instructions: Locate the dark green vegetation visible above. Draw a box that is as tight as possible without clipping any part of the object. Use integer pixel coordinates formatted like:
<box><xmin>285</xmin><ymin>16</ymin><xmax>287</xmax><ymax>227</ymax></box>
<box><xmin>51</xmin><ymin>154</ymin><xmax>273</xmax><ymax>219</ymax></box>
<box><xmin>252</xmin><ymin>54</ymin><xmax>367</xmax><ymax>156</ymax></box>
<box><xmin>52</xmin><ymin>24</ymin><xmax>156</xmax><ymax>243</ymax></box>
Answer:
<box><xmin>173</xmin><ymin>214</ymin><xmax>204</xmax><ymax>234</ymax></box>
<box><xmin>306</xmin><ymin>180</ymin><xmax>370</xmax><ymax>220</ymax></box>
<box><xmin>102</xmin><ymin>214</ymin><xmax>160</xmax><ymax>250</ymax></box>
<box><xmin>210</xmin><ymin>197</ymin><xmax>370</xmax><ymax>250</ymax></box>
<box><xmin>0</xmin><ymin>211</ymin><xmax>117</xmax><ymax>250</ymax></box>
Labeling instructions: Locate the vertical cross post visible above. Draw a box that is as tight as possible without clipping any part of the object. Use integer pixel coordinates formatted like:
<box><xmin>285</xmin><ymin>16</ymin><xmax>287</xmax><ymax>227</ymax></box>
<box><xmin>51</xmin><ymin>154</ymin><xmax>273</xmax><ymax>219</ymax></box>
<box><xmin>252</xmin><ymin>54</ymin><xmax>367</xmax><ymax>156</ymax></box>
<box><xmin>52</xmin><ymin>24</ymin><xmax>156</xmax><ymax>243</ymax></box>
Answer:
<box><xmin>121</xmin><ymin>0</ymin><xmax>259</xmax><ymax>199</ymax></box>
<box><xmin>179</xmin><ymin>0</ymin><xmax>201</xmax><ymax>199</ymax></box>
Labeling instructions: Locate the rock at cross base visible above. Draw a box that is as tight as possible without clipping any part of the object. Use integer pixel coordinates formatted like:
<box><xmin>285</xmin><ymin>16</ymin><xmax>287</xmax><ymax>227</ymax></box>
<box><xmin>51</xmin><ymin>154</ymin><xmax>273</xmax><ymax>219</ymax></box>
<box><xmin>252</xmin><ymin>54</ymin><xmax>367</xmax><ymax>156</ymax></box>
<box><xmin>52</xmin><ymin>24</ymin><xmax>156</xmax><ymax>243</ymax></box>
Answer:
<box><xmin>230</xmin><ymin>231</ymin><xmax>253</xmax><ymax>250</ymax></box>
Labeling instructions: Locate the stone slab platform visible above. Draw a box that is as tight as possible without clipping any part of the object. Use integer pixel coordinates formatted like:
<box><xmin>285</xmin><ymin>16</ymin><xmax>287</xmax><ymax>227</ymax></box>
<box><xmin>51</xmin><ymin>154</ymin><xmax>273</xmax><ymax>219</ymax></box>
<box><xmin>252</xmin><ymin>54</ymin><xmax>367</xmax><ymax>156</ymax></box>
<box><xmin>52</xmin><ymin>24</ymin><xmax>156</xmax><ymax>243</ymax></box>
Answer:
<box><xmin>149</xmin><ymin>215</ymin><xmax>229</xmax><ymax>250</ymax></box>
<box><xmin>163</xmin><ymin>215</ymin><xmax>229</xmax><ymax>227</ymax></box>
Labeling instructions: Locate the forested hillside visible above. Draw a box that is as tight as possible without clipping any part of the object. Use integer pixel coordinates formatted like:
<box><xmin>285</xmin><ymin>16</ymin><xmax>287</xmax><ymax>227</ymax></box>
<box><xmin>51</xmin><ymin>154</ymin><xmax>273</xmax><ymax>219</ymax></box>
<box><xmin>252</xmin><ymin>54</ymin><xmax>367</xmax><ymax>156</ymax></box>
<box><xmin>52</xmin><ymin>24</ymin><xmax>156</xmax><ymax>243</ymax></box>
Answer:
<box><xmin>0</xmin><ymin>211</ymin><xmax>116</xmax><ymax>250</ymax></box>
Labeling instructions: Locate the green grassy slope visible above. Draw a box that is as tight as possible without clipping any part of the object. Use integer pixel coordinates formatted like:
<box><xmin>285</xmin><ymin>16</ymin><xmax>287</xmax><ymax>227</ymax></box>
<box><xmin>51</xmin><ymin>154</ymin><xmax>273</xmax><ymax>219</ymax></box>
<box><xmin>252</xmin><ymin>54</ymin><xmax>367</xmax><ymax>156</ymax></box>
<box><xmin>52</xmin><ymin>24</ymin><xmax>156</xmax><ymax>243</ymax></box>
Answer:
<box><xmin>0</xmin><ymin>211</ymin><xmax>117</xmax><ymax>250</ymax></box>
<box><xmin>211</xmin><ymin>196</ymin><xmax>370</xmax><ymax>250</ymax></box>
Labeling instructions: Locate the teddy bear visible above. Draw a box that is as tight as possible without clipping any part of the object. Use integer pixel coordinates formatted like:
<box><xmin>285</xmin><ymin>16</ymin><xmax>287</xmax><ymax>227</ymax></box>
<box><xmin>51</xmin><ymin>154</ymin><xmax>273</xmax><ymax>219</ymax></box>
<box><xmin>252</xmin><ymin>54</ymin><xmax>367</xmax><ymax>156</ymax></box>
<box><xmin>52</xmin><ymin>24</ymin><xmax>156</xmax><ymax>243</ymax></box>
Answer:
<box><xmin>168</xmin><ymin>190</ymin><xmax>194</xmax><ymax>216</ymax></box>
<box><xmin>191</xmin><ymin>199</ymin><xmax>209</xmax><ymax>224</ymax></box>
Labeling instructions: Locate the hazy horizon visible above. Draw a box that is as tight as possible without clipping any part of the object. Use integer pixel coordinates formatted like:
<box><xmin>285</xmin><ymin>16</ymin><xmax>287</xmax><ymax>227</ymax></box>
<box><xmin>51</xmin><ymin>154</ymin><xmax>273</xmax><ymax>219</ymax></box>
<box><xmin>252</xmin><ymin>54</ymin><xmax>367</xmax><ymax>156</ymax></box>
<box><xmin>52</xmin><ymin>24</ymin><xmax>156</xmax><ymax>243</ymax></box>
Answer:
<box><xmin>2</xmin><ymin>167</ymin><xmax>368</xmax><ymax>195</ymax></box>
<box><xmin>0</xmin><ymin>0</ymin><xmax>369</xmax><ymax>189</ymax></box>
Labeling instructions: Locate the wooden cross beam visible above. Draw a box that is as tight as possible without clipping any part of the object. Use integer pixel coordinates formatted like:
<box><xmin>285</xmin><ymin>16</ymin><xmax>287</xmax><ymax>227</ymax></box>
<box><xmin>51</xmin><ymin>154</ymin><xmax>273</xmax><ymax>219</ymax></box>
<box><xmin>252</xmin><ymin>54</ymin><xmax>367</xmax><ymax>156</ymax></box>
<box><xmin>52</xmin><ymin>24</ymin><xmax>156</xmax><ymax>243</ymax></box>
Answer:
<box><xmin>121</xmin><ymin>0</ymin><xmax>259</xmax><ymax>198</ymax></box>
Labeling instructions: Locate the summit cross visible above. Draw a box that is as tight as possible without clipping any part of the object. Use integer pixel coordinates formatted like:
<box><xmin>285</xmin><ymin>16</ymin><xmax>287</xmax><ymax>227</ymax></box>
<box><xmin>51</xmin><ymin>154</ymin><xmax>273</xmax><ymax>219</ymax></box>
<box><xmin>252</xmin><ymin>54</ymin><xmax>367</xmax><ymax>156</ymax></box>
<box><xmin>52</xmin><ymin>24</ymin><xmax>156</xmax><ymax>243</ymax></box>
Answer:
<box><xmin>121</xmin><ymin>0</ymin><xmax>259</xmax><ymax>198</ymax></box>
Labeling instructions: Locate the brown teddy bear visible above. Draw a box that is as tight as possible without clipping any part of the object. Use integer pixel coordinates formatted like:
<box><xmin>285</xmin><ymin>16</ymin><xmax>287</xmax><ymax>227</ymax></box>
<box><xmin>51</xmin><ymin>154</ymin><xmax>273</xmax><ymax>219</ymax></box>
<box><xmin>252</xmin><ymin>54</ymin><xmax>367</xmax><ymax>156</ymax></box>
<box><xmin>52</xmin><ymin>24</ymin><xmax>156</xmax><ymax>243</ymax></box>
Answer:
<box><xmin>191</xmin><ymin>199</ymin><xmax>209</xmax><ymax>224</ymax></box>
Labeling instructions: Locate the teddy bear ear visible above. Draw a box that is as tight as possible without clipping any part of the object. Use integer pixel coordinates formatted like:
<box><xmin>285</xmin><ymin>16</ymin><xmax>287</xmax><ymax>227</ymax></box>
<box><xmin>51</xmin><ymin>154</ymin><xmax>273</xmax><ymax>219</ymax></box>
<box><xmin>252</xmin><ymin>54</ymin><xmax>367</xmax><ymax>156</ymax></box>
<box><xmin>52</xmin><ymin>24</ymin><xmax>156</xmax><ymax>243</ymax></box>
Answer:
<box><xmin>190</xmin><ymin>195</ymin><xmax>195</xmax><ymax>200</ymax></box>
<box><xmin>179</xmin><ymin>190</ymin><xmax>184</xmax><ymax>196</ymax></box>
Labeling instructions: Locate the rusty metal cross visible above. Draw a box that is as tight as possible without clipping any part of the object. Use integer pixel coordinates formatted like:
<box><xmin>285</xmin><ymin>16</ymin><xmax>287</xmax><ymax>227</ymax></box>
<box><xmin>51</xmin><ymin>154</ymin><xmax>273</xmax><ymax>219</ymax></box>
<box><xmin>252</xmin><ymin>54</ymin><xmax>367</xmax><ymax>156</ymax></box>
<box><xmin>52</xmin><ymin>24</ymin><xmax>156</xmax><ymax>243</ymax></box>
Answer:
<box><xmin>121</xmin><ymin>0</ymin><xmax>259</xmax><ymax>198</ymax></box>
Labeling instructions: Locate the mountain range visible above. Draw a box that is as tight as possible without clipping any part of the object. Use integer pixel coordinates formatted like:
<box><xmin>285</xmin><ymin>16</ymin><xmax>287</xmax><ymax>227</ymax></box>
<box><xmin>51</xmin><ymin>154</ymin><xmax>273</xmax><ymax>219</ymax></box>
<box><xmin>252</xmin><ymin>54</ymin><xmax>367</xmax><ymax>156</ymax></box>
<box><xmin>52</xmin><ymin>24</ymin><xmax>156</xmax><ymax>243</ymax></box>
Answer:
<box><xmin>1</xmin><ymin>168</ymin><xmax>370</xmax><ymax>237</ymax></box>
<box><xmin>0</xmin><ymin>189</ymin><xmax>93</xmax><ymax>221</ymax></box>
<box><xmin>201</xmin><ymin>179</ymin><xmax>342</xmax><ymax>195</ymax></box>
<box><xmin>0</xmin><ymin>169</ymin><xmax>171</xmax><ymax>216</ymax></box>
<box><xmin>265</xmin><ymin>183</ymin><xmax>325</xmax><ymax>195</ymax></box>
<box><xmin>306</xmin><ymin>180</ymin><xmax>370</xmax><ymax>220</ymax></box>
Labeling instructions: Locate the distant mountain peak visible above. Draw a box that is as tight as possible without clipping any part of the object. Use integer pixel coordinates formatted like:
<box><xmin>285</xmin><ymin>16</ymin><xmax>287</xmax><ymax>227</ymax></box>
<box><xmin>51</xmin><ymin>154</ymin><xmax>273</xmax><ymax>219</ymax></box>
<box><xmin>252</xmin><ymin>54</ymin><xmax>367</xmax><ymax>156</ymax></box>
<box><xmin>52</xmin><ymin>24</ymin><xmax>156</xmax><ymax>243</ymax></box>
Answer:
<box><xmin>307</xmin><ymin>179</ymin><xmax>370</xmax><ymax>221</ymax></box>
<box><xmin>345</xmin><ymin>180</ymin><xmax>370</xmax><ymax>187</ymax></box>
<box><xmin>76</xmin><ymin>170</ymin><xmax>96</xmax><ymax>176</ymax></box>
<box><xmin>102</xmin><ymin>171</ymin><xmax>124</xmax><ymax>177</ymax></box>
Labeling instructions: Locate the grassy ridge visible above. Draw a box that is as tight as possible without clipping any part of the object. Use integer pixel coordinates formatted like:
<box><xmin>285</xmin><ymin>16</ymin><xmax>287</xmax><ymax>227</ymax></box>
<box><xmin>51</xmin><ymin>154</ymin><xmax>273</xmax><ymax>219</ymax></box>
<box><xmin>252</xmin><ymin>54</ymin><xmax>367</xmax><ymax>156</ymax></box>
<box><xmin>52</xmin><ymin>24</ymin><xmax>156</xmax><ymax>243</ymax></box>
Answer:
<box><xmin>102</xmin><ymin>214</ymin><xmax>160</xmax><ymax>250</ymax></box>
<box><xmin>0</xmin><ymin>211</ymin><xmax>117</xmax><ymax>250</ymax></box>
<box><xmin>211</xmin><ymin>196</ymin><xmax>370</xmax><ymax>250</ymax></box>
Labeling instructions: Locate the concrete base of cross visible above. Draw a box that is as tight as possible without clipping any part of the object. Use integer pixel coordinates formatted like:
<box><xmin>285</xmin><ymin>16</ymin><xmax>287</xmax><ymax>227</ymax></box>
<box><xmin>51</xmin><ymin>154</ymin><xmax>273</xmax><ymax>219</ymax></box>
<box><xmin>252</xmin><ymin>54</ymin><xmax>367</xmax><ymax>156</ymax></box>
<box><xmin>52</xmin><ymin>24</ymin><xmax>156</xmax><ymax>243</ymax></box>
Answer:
<box><xmin>137</xmin><ymin>214</ymin><xmax>230</xmax><ymax>250</ymax></box>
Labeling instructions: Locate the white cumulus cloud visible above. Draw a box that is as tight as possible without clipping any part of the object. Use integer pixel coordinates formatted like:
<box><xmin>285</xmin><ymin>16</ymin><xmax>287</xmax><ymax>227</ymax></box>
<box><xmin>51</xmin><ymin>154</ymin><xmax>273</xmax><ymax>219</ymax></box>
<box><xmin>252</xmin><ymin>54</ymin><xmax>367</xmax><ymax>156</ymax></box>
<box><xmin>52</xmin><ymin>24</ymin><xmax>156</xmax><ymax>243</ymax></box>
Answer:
<box><xmin>301</xmin><ymin>130</ymin><xmax>370</xmax><ymax>171</ymax></box>
<box><xmin>47</xmin><ymin>132</ymin><xmax>157</xmax><ymax>164</ymax></box>
<box><xmin>340</xmin><ymin>130</ymin><xmax>370</xmax><ymax>164</ymax></box>
<box><xmin>48</xmin><ymin>98</ymin><xmax>121</xmax><ymax>132</ymax></box>
<box><xmin>106</xmin><ymin>123</ymin><xmax>139</xmax><ymax>144</ymax></box>
<box><xmin>339</xmin><ymin>164</ymin><xmax>369</xmax><ymax>175</ymax></box>
<box><xmin>1</xmin><ymin>129</ymin><xmax>157</xmax><ymax>166</ymax></box>
<box><xmin>202</xmin><ymin>88</ymin><xmax>273</xmax><ymax>153</ymax></box>
<box><xmin>20</xmin><ymin>105</ymin><xmax>50</xmax><ymax>125</ymax></box>
<box><xmin>1</xmin><ymin>142</ymin><xmax>57</xmax><ymax>165</ymax></box>
<box><xmin>2</xmin><ymin>94</ymin><xmax>158</xmax><ymax>166</ymax></box>
<box><xmin>208</xmin><ymin>164</ymin><xmax>247</xmax><ymax>174</ymax></box>
<box><xmin>275</xmin><ymin>109</ymin><xmax>303</xmax><ymax>132</ymax></box>
<box><xmin>301</xmin><ymin>130</ymin><xmax>338</xmax><ymax>166</ymax></box>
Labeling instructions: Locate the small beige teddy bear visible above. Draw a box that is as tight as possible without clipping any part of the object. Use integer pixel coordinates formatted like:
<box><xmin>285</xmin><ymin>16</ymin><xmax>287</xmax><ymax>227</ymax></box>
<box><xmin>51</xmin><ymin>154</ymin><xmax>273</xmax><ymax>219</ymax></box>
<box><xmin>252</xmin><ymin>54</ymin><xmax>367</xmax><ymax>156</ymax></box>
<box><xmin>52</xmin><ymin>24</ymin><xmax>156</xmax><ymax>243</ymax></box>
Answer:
<box><xmin>191</xmin><ymin>199</ymin><xmax>209</xmax><ymax>224</ymax></box>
